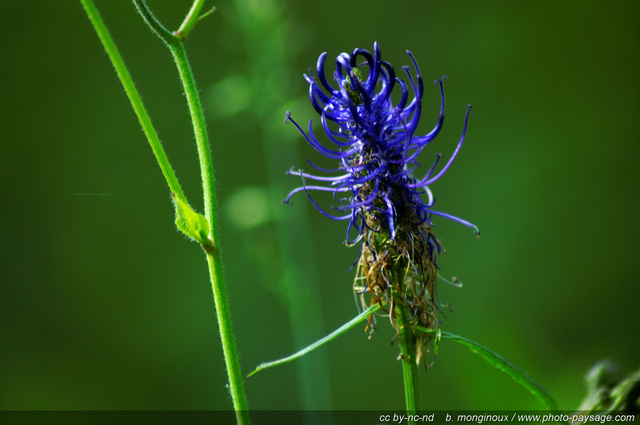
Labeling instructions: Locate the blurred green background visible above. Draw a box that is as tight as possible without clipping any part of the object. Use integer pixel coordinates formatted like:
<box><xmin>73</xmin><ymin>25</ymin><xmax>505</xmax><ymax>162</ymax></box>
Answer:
<box><xmin>1</xmin><ymin>0</ymin><xmax>638</xmax><ymax>412</ymax></box>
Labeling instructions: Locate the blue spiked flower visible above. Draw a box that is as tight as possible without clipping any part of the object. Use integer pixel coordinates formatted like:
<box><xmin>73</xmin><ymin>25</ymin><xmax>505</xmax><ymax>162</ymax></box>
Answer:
<box><xmin>284</xmin><ymin>42</ymin><xmax>477</xmax><ymax>246</ymax></box>
<box><xmin>285</xmin><ymin>43</ymin><xmax>479</xmax><ymax>362</ymax></box>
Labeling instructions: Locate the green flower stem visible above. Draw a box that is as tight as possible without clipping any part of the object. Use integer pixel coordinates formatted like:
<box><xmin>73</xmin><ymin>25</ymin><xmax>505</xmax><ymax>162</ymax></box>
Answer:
<box><xmin>394</xmin><ymin>295</ymin><xmax>421</xmax><ymax>419</ymax></box>
<box><xmin>132</xmin><ymin>1</ymin><xmax>250</xmax><ymax>421</ymax></box>
<box><xmin>80</xmin><ymin>0</ymin><xmax>186</xmax><ymax>202</ymax></box>
<box><xmin>132</xmin><ymin>0</ymin><xmax>217</xmax><ymax>228</ymax></box>
<box><xmin>206</xmin><ymin>251</ymin><xmax>250</xmax><ymax>422</ymax></box>
<box><xmin>84</xmin><ymin>0</ymin><xmax>249</xmax><ymax>421</ymax></box>
<box><xmin>171</xmin><ymin>42</ymin><xmax>218</xmax><ymax>228</ymax></box>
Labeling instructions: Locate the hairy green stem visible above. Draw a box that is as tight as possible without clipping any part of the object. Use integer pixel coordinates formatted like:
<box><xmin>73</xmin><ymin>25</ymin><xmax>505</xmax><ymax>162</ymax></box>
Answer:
<box><xmin>206</xmin><ymin>251</ymin><xmax>250</xmax><ymax>423</ymax></box>
<box><xmin>84</xmin><ymin>0</ymin><xmax>249</xmax><ymax>421</ymax></box>
<box><xmin>80</xmin><ymin>0</ymin><xmax>186</xmax><ymax>202</ymax></box>
<box><xmin>395</xmin><ymin>299</ymin><xmax>421</xmax><ymax>418</ymax></box>
<box><xmin>131</xmin><ymin>0</ymin><xmax>217</xmax><ymax>228</ymax></box>
<box><xmin>170</xmin><ymin>43</ymin><xmax>217</xmax><ymax>229</ymax></box>
<box><xmin>132</xmin><ymin>1</ymin><xmax>249</xmax><ymax>420</ymax></box>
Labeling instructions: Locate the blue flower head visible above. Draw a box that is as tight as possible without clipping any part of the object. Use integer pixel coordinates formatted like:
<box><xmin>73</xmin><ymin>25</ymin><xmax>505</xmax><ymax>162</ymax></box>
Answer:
<box><xmin>285</xmin><ymin>42</ymin><xmax>477</xmax><ymax>243</ymax></box>
<box><xmin>284</xmin><ymin>43</ymin><xmax>478</xmax><ymax>357</ymax></box>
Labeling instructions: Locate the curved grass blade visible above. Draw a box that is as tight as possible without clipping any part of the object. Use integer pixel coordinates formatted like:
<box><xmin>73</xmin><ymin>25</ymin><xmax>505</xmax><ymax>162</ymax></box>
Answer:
<box><xmin>248</xmin><ymin>303</ymin><xmax>381</xmax><ymax>377</ymax></box>
<box><xmin>417</xmin><ymin>326</ymin><xmax>560</xmax><ymax>412</ymax></box>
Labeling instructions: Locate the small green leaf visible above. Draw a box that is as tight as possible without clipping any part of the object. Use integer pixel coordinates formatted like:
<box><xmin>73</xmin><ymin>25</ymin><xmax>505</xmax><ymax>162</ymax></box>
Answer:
<box><xmin>248</xmin><ymin>303</ymin><xmax>382</xmax><ymax>377</ymax></box>
<box><xmin>172</xmin><ymin>193</ymin><xmax>212</xmax><ymax>250</ymax></box>
<box><xmin>418</xmin><ymin>327</ymin><xmax>561</xmax><ymax>414</ymax></box>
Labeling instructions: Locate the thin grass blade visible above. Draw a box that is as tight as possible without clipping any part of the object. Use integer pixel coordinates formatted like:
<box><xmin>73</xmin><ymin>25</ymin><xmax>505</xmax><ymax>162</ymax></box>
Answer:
<box><xmin>417</xmin><ymin>326</ymin><xmax>560</xmax><ymax>412</ymax></box>
<box><xmin>248</xmin><ymin>303</ymin><xmax>381</xmax><ymax>377</ymax></box>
